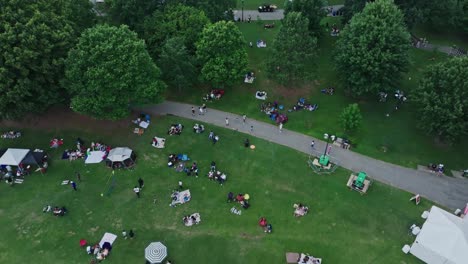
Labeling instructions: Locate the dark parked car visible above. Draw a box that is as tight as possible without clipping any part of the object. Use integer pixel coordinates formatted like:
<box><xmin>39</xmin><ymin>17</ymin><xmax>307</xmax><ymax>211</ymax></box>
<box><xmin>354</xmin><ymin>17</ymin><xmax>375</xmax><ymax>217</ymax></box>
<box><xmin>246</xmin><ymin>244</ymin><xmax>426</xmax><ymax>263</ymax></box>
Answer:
<box><xmin>258</xmin><ymin>4</ymin><xmax>277</xmax><ymax>12</ymax></box>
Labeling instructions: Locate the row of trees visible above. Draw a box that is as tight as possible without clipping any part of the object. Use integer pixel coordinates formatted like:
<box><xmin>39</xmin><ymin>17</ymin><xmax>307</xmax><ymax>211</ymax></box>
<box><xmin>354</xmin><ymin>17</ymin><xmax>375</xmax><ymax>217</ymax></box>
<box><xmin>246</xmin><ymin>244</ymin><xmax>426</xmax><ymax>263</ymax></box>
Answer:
<box><xmin>0</xmin><ymin>0</ymin><xmax>246</xmax><ymax>119</ymax></box>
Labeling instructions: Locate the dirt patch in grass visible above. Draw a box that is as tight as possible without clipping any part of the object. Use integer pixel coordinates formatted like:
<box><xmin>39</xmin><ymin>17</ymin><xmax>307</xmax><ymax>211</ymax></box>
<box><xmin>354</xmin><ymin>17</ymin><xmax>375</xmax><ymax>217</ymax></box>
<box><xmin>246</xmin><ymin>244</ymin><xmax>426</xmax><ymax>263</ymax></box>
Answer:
<box><xmin>273</xmin><ymin>81</ymin><xmax>318</xmax><ymax>102</ymax></box>
<box><xmin>0</xmin><ymin>106</ymin><xmax>133</xmax><ymax>136</ymax></box>
<box><xmin>239</xmin><ymin>232</ymin><xmax>263</xmax><ymax>240</ymax></box>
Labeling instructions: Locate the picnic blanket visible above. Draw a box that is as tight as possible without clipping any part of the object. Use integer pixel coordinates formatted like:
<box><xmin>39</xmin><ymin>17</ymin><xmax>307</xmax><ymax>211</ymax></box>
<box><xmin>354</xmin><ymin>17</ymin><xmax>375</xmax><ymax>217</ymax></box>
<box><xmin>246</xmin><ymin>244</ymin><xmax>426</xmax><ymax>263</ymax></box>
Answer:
<box><xmin>139</xmin><ymin>121</ymin><xmax>149</xmax><ymax>129</ymax></box>
<box><xmin>152</xmin><ymin>137</ymin><xmax>166</xmax><ymax>149</ymax></box>
<box><xmin>171</xmin><ymin>189</ymin><xmax>191</xmax><ymax>207</ymax></box>
<box><xmin>85</xmin><ymin>151</ymin><xmax>106</xmax><ymax>164</ymax></box>
<box><xmin>256</xmin><ymin>91</ymin><xmax>267</xmax><ymax>100</ymax></box>
<box><xmin>244</xmin><ymin>76</ymin><xmax>254</xmax><ymax>83</ymax></box>
<box><xmin>257</xmin><ymin>40</ymin><xmax>267</xmax><ymax>48</ymax></box>
<box><xmin>298</xmin><ymin>253</ymin><xmax>322</xmax><ymax>264</ymax></box>
<box><xmin>99</xmin><ymin>232</ymin><xmax>117</xmax><ymax>248</ymax></box>
<box><xmin>183</xmin><ymin>213</ymin><xmax>201</xmax><ymax>226</ymax></box>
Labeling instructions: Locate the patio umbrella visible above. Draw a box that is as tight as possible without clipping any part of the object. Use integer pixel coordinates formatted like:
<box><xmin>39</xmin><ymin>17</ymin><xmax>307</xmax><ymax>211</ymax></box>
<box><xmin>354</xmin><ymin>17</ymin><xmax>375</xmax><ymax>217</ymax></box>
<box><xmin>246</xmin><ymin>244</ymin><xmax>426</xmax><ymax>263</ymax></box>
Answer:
<box><xmin>145</xmin><ymin>242</ymin><xmax>167</xmax><ymax>264</ymax></box>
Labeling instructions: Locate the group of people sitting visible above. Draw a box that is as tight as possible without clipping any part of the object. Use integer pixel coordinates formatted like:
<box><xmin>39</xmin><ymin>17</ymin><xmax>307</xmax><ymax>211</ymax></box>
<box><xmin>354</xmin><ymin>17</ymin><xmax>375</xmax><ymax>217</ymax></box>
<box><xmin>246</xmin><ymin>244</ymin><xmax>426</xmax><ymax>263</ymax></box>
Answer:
<box><xmin>202</xmin><ymin>89</ymin><xmax>225</xmax><ymax>101</ymax></box>
<box><xmin>258</xmin><ymin>217</ymin><xmax>273</xmax><ymax>233</ymax></box>
<box><xmin>50</xmin><ymin>138</ymin><xmax>64</xmax><ymax>148</ymax></box>
<box><xmin>291</xmin><ymin>98</ymin><xmax>318</xmax><ymax>112</ymax></box>
<box><xmin>131</xmin><ymin>113</ymin><xmax>150</xmax><ymax>125</ymax></box>
<box><xmin>208</xmin><ymin>131</ymin><xmax>220</xmax><ymax>144</ymax></box>
<box><xmin>193</xmin><ymin>124</ymin><xmax>205</xmax><ymax>134</ymax></box>
<box><xmin>264</xmin><ymin>23</ymin><xmax>275</xmax><ymax>29</ymax></box>
<box><xmin>182</xmin><ymin>213</ymin><xmax>201</xmax><ymax>226</ymax></box>
<box><xmin>208</xmin><ymin>170</ymin><xmax>227</xmax><ymax>184</ymax></box>
<box><xmin>168</xmin><ymin>124</ymin><xmax>183</xmax><ymax>136</ymax></box>
<box><xmin>330</xmin><ymin>24</ymin><xmax>340</xmax><ymax>36</ymax></box>
<box><xmin>244</xmin><ymin>72</ymin><xmax>255</xmax><ymax>83</ymax></box>
<box><xmin>321</xmin><ymin>87</ymin><xmax>335</xmax><ymax>95</ymax></box>
<box><xmin>293</xmin><ymin>203</ymin><xmax>309</xmax><ymax>217</ymax></box>
<box><xmin>227</xmin><ymin>192</ymin><xmax>251</xmax><ymax>209</ymax></box>
<box><xmin>257</xmin><ymin>40</ymin><xmax>267</xmax><ymax>48</ymax></box>
<box><xmin>184</xmin><ymin>162</ymin><xmax>199</xmax><ymax>177</ymax></box>
<box><xmin>1</xmin><ymin>131</ymin><xmax>21</xmax><ymax>139</ymax></box>
<box><xmin>43</xmin><ymin>205</ymin><xmax>68</xmax><ymax>216</ymax></box>
<box><xmin>86</xmin><ymin>242</ymin><xmax>112</xmax><ymax>261</ymax></box>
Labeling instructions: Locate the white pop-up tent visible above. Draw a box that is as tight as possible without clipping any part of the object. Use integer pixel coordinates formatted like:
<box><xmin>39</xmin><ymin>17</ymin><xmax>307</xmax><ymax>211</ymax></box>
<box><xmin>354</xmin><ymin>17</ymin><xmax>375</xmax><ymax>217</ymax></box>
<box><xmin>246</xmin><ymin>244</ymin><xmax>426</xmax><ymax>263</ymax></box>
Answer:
<box><xmin>105</xmin><ymin>147</ymin><xmax>136</xmax><ymax>168</ymax></box>
<box><xmin>0</xmin><ymin>148</ymin><xmax>30</xmax><ymax>166</ymax></box>
<box><xmin>410</xmin><ymin>205</ymin><xmax>468</xmax><ymax>264</ymax></box>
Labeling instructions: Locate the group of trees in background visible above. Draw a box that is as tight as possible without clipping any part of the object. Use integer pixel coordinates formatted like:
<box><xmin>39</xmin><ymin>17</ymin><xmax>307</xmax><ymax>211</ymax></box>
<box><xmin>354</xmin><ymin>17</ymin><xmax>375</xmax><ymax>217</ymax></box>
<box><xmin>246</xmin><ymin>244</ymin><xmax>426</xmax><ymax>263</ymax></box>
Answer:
<box><xmin>0</xmin><ymin>0</ymin><xmax>242</xmax><ymax>120</ymax></box>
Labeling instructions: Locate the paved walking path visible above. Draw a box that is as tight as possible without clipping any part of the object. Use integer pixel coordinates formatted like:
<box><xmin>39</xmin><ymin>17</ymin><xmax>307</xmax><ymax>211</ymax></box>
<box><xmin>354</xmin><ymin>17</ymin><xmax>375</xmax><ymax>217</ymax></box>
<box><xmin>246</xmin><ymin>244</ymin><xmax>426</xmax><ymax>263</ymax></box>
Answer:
<box><xmin>139</xmin><ymin>101</ymin><xmax>468</xmax><ymax>210</ymax></box>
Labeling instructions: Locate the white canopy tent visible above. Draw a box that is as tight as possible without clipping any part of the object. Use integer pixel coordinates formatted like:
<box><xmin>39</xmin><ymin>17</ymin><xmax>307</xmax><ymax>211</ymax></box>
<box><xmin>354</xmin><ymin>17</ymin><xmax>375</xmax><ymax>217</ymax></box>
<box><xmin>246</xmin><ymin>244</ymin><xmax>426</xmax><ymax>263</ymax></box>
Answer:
<box><xmin>107</xmin><ymin>147</ymin><xmax>133</xmax><ymax>162</ymax></box>
<box><xmin>410</xmin><ymin>206</ymin><xmax>468</xmax><ymax>264</ymax></box>
<box><xmin>0</xmin><ymin>148</ymin><xmax>30</xmax><ymax>166</ymax></box>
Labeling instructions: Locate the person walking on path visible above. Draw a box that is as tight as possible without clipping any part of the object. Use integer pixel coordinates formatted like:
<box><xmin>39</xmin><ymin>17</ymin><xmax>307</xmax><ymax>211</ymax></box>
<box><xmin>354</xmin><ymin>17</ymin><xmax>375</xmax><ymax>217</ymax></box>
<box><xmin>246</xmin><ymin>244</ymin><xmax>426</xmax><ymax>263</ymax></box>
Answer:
<box><xmin>250</xmin><ymin>125</ymin><xmax>254</xmax><ymax>133</ymax></box>
<box><xmin>71</xmin><ymin>181</ymin><xmax>77</xmax><ymax>191</ymax></box>
<box><xmin>279</xmin><ymin>123</ymin><xmax>283</xmax><ymax>133</ymax></box>
<box><xmin>311</xmin><ymin>140</ymin><xmax>315</xmax><ymax>149</ymax></box>
<box><xmin>199</xmin><ymin>107</ymin><xmax>203</xmax><ymax>115</ymax></box>
<box><xmin>191</xmin><ymin>107</ymin><xmax>195</xmax><ymax>116</ymax></box>
<box><xmin>178</xmin><ymin>181</ymin><xmax>183</xmax><ymax>190</ymax></box>
<box><xmin>242</xmin><ymin>114</ymin><xmax>246</xmax><ymax>124</ymax></box>
<box><xmin>225</xmin><ymin>117</ymin><xmax>229</xmax><ymax>126</ymax></box>
<box><xmin>76</xmin><ymin>171</ymin><xmax>81</xmax><ymax>182</ymax></box>
<box><xmin>202</xmin><ymin>104</ymin><xmax>207</xmax><ymax>113</ymax></box>
<box><xmin>133</xmin><ymin>186</ymin><xmax>141</xmax><ymax>198</ymax></box>
<box><xmin>138</xmin><ymin>178</ymin><xmax>144</xmax><ymax>189</ymax></box>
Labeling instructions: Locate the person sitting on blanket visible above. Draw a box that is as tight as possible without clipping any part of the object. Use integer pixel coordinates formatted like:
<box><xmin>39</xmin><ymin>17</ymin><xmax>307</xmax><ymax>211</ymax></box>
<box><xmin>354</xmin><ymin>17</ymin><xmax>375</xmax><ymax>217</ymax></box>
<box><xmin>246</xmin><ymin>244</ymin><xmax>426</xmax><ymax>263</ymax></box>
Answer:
<box><xmin>152</xmin><ymin>137</ymin><xmax>158</xmax><ymax>146</ymax></box>
<box><xmin>259</xmin><ymin>217</ymin><xmax>267</xmax><ymax>227</ymax></box>
<box><xmin>208</xmin><ymin>170</ymin><xmax>214</xmax><ymax>180</ymax></box>
<box><xmin>293</xmin><ymin>203</ymin><xmax>309</xmax><ymax>217</ymax></box>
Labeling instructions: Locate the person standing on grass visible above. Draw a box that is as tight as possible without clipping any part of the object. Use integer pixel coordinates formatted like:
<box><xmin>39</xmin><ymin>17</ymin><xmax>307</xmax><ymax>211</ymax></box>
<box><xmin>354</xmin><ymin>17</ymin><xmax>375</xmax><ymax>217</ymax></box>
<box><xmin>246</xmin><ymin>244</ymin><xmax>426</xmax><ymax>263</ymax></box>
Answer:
<box><xmin>122</xmin><ymin>230</ymin><xmax>128</xmax><ymax>239</ymax></box>
<box><xmin>225</xmin><ymin>117</ymin><xmax>229</xmax><ymax>126</ymax></box>
<box><xmin>242</xmin><ymin>114</ymin><xmax>246</xmax><ymax>124</ymax></box>
<box><xmin>191</xmin><ymin>107</ymin><xmax>195</xmax><ymax>116</ymax></box>
<box><xmin>76</xmin><ymin>171</ymin><xmax>81</xmax><ymax>182</ymax></box>
<box><xmin>71</xmin><ymin>181</ymin><xmax>77</xmax><ymax>191</ymax></box>
<box><xmin>138</xmin><ymin>178</ymin><xmax>144</xmax><ymax>189</ymax></box>
<box><xmin>129</xmin><ymin>229</ymin><xmax>135</xmax><ymax>239</ymax></box>
<box><xmin>133</xmin><ymin>186</ymin><xmax>140</xmax><ymax>198</ymax></box>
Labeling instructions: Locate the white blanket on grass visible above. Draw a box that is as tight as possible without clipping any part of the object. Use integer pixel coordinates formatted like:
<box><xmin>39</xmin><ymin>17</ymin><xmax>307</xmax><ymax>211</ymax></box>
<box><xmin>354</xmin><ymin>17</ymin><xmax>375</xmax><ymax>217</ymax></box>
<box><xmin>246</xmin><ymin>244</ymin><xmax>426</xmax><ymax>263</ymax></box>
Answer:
<box><xmin>152</xmin><ymin>137</ymin><xmax>166</xmax><ymax>149</ymax></box>
<box><xmin>99</xmin><ymin>232</ymin><xmax>117</xmax><ymax>248</ymax></box>
<box><xmin>85</xmin><ymin>151</ymin><xmax>106</xmax><ymax>164</ymax></box>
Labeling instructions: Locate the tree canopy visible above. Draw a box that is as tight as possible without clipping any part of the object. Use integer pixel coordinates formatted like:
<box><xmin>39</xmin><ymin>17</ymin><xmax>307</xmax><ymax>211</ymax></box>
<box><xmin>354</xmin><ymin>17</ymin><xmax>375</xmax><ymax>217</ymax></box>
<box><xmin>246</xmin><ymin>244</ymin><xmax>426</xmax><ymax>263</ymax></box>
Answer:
<box><xmin>0</xmin><ymin>0</ymin><xmax>94</xmax><ymax>118</ymax></box>
<box><xmin>64</xmin><ymin>24</ymin><xmax>166</xmax><ymax>119</ymax></box>
<box><xmin>266</xmin><ymin>12</ymin><xmax>318</xmax><ymax>84</ymax></box>
<box><xmin>159</xmin><ymin>37</ymin><xmax>197</xmax><ymax>92</ymax></box>
<box><xmin>143</xmin><ymin>4</ymin><xmax>210</xmax><ymax>58</ymax></box>
<box><xmin>334</xmin><ymin>0</ymin><xmax>410</xmax><ymax>96</ymax></box>
<box><xmin>340</xmin><ymin>103</ymin><xmax>363</xmax><ymax>132</ymax></box>
<box><xmin>167</xmin><ymin>0</ymin><xmax>236</xmax><ymax>22</ymax></box>
<box><xmin>105</xmin><ymin>0</ymin><xmax>162</xmax><ymax>33</ymax></box>
<box><xmin>412</xmin><ymin>57</ymin><xmax>468</xmax><ymax>142</ymax></box>
<box><xmin>284</xmin><ymin>0</ymin><xmax>327</xmax><ymax>37</ymax></box>
<box><xmin>196</xmin><ymin>21</ymin><xmax>248</xmax><ymax>87</ymax></box>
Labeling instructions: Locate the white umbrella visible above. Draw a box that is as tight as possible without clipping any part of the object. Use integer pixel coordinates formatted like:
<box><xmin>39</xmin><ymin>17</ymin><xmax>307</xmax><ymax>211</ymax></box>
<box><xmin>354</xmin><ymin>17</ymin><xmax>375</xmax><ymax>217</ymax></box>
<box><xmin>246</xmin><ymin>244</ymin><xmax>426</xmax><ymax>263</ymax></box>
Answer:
<box><xmin>145</xmin><ymin>242</ymin><xmax>167</xmax><ymax>264</ymax></box>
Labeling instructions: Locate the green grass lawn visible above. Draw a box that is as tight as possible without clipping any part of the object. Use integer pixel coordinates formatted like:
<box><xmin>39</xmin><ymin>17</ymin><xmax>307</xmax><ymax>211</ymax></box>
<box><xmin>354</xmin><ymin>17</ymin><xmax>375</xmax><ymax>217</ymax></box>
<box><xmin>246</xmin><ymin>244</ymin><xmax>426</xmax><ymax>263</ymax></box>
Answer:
<box><xmin>168</xmin><ymin>18</ymin><xmax>467</xmax><ymax>172</ymax></box>
<box><xmin>411</xmin><ymin>24</ymin><xmax>468</xmax><ymax>50</ymax></box>
<box><xmin>0</xmin><ymin>115</ymin><xmax>425</xmax><ymax>263</ymax></box>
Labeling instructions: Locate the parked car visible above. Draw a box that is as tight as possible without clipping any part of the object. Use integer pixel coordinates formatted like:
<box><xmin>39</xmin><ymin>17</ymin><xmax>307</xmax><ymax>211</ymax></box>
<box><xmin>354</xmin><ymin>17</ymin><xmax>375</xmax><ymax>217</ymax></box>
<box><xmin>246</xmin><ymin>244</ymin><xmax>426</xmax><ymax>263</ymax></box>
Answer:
<box><xmin>258</xmin><ymin>4</ymin><xmax>277</xmax><ymax>12</ymax></box>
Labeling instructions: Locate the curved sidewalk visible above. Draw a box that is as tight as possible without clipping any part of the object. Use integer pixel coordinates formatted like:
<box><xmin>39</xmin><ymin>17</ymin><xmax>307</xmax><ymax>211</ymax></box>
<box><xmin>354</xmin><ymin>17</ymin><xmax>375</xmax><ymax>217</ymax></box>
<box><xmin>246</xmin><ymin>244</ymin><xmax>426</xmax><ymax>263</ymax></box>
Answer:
<box><xmin>138</xmin><ymin>101</ymin><xmax>468</xmax><ymax>210</ymax></box>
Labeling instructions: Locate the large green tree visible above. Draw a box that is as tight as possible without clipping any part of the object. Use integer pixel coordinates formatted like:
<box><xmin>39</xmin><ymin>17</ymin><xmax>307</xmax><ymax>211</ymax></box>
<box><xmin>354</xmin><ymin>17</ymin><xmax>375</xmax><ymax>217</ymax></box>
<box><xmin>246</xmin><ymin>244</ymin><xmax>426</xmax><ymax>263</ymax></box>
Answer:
<box><xmin>196</xmin><ymin>21</ymin><xmax>248</xmax><ymax>87</ymax></box>
<box><xmin>284</xmin><ymin>0</ymin><xmax>327</xmax><ymax>37</ymax></box>
<box><xmin>105</xmin><ymin>0</ymin><xmax>162</xmax><ymax>33</ymax></box>
<box><xmin>266</xmin><ymin>12</ymin><xmax>318</xmax><ymax>84</ymax></box>
<box><xmin>334</xmin><ymin>0</ymin><xmax>410</xmax><ymax>96</ymax></box>
<box><xmin>0</xmin><ymin>0</ymin><xmax>93</xmax><ymax>118</ymax></box>
<box><xmin>159</xmin><ymin>37</ymin><xmax>197</xmax><ymax>92</ymax></box>
<box><xmin>143</xmin><ymin>4</ymin><xmax>210</xmax><ymax>58</ymax></box>
<box><xmin>340</xmin><ymin>103</ymin><xmax>363</xmax><ymax>132</ymax></box>
<box><xmin>412</xmin><ymin>57</ymin><xmax>468</xmax><ymax>142</ymax></box>
<box><xmin>64</xmin><ymin>25</ymin><xmax>166</xmax><ymax>119</ymax></box>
